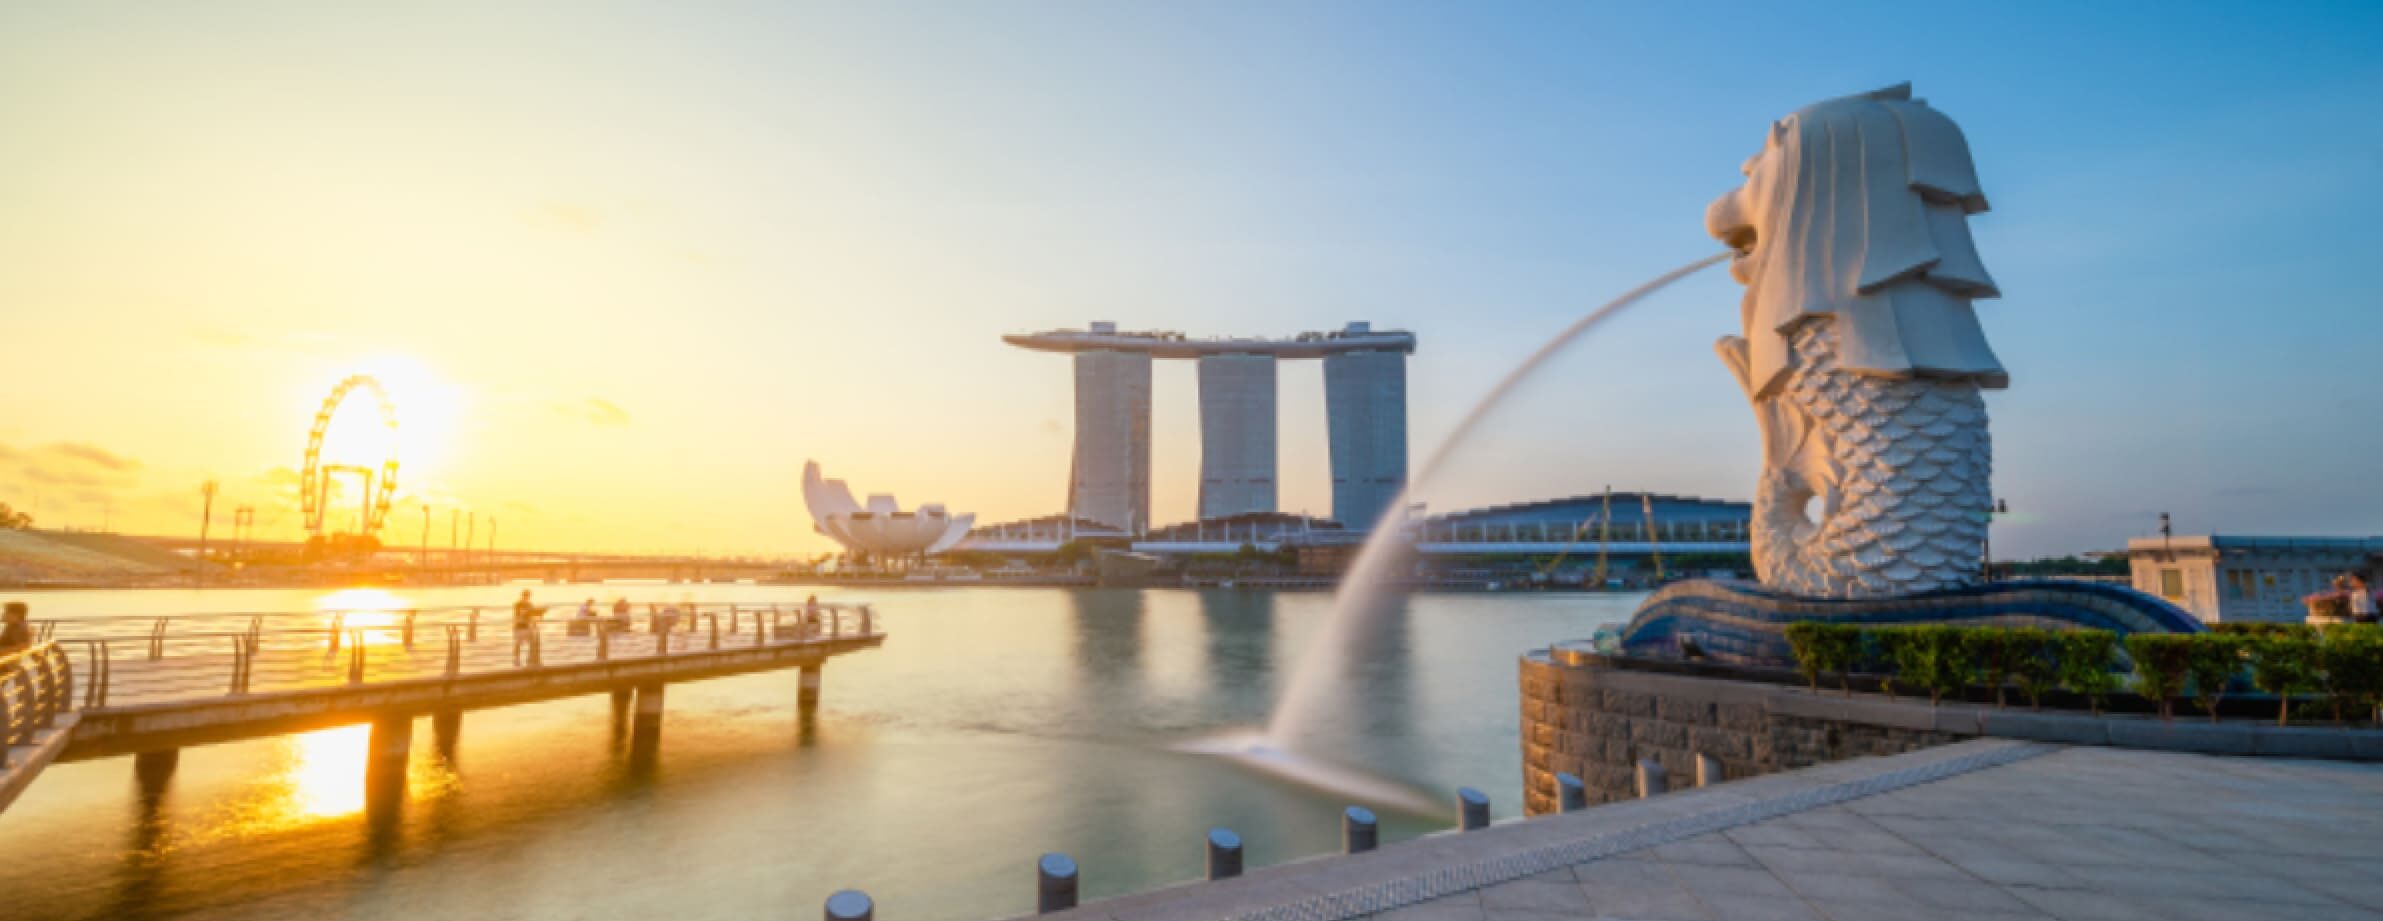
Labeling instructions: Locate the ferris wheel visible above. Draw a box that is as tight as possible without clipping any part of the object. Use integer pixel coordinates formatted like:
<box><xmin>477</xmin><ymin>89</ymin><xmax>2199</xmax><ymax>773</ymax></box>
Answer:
<box><xmin>302</xmin><ymin>375</ymin><xmax>400</xmax><ymax>538</ymax></box>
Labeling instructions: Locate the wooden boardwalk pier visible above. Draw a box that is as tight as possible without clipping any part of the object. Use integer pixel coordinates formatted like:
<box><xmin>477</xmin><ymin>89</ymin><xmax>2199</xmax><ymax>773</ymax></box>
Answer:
<box><xmin>0</xmin><ymin>600</ymin><xmax>883</xmax><ymax>814</ymax></box>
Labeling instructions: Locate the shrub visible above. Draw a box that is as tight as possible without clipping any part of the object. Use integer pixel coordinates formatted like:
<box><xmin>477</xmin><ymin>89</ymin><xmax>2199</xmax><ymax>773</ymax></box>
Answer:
<box><xmin>2183</xmin><ymin>634</ymin><xmax>2246</xmax><ymax>724</ymax></box>
<box><xmin>2319</xmin><ymin>625</ymin><xmax>2383</xmax><ymax>726</ymax></box>
<box><xmin>1786</xmin><ymin>622</ymin><xmax>1829</xmax><ymax>691</ymax></box>
<box><xmin>1966</xmin><ymin>628</ymin><xmax>2016</xmax><ymax>708</ymax></box>
<box><xmin>2006</xmin><ymin>627</ymin><xmax>2060</xmax><ymax>710</ymax></box>
<box><xmin>1785</xmin><ymin>622</ymin><xmax>1864</xmax><ymax>692</ymax></box>
<box><xmin>1873</xmin><ymin>627</ymin><xmax>1918</xmax><ymax>700</ymax></box>
<box><xmin>2247</xmin><ymin>631</ymin><xmax>2319</xmax><ymax>726</ymax></box>
<box><xmin>1879</xmin><ymin>625</ymin><xmax>1969</xmax><ymax>706</ymax></box>
<box><xmin>2125</xmin><ymin>634</ymin><xmax>2195</xmax><ymax>721</ymax></box>
<box><xmin>2056</xmin><ymin>630</ymin><xmax>2120</xmax><ymax>715</ymax></box>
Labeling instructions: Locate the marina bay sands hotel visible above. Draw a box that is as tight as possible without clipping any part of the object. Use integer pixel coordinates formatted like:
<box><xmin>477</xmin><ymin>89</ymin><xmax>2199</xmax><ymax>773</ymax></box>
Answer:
<box><xmin>1005</xmin><ymin>322</ymin><xmax>1415</xmax><ymax>534</ymax></box>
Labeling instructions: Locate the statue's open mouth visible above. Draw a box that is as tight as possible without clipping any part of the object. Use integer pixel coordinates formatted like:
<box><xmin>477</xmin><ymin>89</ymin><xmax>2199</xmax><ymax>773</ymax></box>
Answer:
<box><xmin>1720</xmin><ymin>226</ymin><xmax>1757</xmax><ymax>281</ymax></box>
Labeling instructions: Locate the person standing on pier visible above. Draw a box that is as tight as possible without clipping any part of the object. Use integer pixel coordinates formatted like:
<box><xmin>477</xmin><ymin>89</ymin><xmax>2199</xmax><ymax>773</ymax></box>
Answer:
<box><xmin>0</xmin><ymin>602</ymin><xmax>31</xmax><ymax>655</ymax></box>
<box><xmin>804</xmin><ymin>594</ymin><xmax>822</xmax><ymax>638</ymax></box>
<box><xmin>610</xmin><ymin>597</ymin><xmax>632</xmax><ymax>633</ymax></box>
<box><xmin>512</xmin><ymin>590</ymin><xmax>545</xmax><ymax>666</ymax></box>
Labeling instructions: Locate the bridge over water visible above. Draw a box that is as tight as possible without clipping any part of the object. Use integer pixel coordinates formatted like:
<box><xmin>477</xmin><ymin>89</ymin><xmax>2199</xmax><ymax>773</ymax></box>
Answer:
<box><xmin>0</xmin><ymin>600</ymin><xmax>883</xmax><ymax>815</ymax></box>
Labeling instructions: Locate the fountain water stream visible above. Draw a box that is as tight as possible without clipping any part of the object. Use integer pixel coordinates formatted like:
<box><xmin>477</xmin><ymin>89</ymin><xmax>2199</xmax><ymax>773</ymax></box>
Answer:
<box><xmin>1186</xmin><ymin>252</ymin><xmax>1731</xmax><ymax>811</ymax></box>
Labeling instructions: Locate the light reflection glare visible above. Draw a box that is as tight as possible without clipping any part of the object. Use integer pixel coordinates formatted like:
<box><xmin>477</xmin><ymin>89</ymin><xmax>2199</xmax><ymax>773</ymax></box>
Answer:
<box><xmin>314</xmin><ymin>587</ymin><xmax>413</xmax><ymax>645</ymax></box>
<box><xmin>287</xmin><ymin>725</ymin><xmax>371</xmax><ymax>818</ymax></box>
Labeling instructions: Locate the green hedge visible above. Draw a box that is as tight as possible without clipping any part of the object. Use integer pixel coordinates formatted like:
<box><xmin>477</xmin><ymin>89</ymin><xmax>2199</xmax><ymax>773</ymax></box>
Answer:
<box><xmin>1781</xmin><ymin>621</ymin><xmax>2383</xmax><ymax>725</ymax></box>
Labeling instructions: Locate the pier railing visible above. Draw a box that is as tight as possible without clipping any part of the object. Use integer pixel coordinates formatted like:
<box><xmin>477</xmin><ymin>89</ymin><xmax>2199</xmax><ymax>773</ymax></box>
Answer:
<box><xmin>1</xmin><ymin>643</ymin><xmax>74</xmax><ymax>766</ymax></box>
<box><xmin>32</xmin><ymin>602</ymin><xmax>875</xmax><ymax>709</ymax></box>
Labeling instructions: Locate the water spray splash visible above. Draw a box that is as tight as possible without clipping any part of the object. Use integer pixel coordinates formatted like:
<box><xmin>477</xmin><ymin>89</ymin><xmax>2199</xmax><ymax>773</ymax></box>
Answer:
<box><xmin>1267</xmin><ymin>251</ymin><xmax>1732</xmax><ymax>748</ymax></box>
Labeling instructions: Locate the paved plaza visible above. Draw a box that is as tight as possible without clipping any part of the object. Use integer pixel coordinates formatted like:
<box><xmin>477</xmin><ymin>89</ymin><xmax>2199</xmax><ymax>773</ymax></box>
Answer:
<box><xmin>1048</xmin><ymin>740</ymin><xmax>2383</xmax><ymax>921</ymax></box>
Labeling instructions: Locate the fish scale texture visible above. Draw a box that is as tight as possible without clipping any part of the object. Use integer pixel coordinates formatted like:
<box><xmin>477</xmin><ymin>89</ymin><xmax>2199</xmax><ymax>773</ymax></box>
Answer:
<box><xmin>1760</xmin><ymin>319</ymin><xmax>1991</xmax><ymax>598</ymax></box>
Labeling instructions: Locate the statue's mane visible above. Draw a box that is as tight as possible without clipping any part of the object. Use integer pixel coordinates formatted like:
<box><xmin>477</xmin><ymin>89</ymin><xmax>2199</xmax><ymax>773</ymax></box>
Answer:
<box><xmin>1740</xmin><ymin>83</ymin><xmax>2006</xmax><ymax>397</ymax></box>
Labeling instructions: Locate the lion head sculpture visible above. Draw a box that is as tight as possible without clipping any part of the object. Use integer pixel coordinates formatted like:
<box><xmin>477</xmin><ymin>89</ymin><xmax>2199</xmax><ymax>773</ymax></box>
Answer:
<box><xmin>1704</xmin><ymin>84</ymin><xmax>2007</xmax><ymax>599</ymax></box>
<box><xmin>1706</xmin><ymin>83</ymin><xmax>2007</xmax><ymax>402</ymax></box>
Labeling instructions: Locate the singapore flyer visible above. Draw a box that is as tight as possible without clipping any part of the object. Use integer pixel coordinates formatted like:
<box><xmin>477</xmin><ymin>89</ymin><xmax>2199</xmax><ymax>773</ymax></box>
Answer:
<box><xmin>300</xmin><ymin>374</ymin><xmax>400</xmax><ymax>557</ymax></box>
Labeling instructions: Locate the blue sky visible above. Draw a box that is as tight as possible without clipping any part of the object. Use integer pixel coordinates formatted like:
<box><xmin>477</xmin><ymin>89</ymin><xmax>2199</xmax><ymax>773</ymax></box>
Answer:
<box><xmin>2</xmin><ymin>2</ymin><xmax>2378</xmax><ymax>556</ymax></box>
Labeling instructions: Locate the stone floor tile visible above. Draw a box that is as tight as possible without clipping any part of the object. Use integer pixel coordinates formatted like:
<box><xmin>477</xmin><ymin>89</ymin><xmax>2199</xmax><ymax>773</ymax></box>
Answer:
<box><xmin>1890</xmin><ymin>877</ymin><xmax>2036</xmax><ymax>913</ymax></box>
<box><xmin>1694</xmin><ymin>893</ymin><xmax>1825</xmax><ymax>921</ymax></box>
<box><xmin>1650</xmin><ymin>835</ymin><xmax>1762</xmax><ymax>868</ymax></box>
<box><xmin>1800</xmin><ymin>896</ymin><xmax>1941</xmax><ymax>921</ymax></box>
<box><xmin>1371</xmin><ymin>893</ymin><xmax>1485</xmax><ymax>921</ymax></box>
<box><xmin>1768</xmin><ymin>870</ymin><xmax>1904</xmax><ymax>904</ymax></box>
<box><xmin>1726</xmin><ymin>823</ymin><xmax>1827</xmax><ymax>850</ymax></box>
<box><xmin>1937</xmin><ymin>857</ymin><xmax>2091</xmax><ymax>891</ymax></box>
<box><xmin>1580</xmin><ymin>885</ymin><xmax>1712</xmax><ymax>921</ymax></box>
<box><xmin>1572</xmin><ymin>858</ymin><xmax>1681</xmax><ymax>889</ymax></box>
<box><xmin>1673</xmin><ymin>864</ymin><xmax>1797</xmax><ymax>899</ymax></box>
<box><xmin>1817</xmin><ymin>851</ymin><xmax>1973</xmax><ymax>882</ymax></box>
<box><xmin>2132</xmin><ymin>895</ymin><xmax>2382</xmax><ymax>921</ymax></box>
<box><xmin>1741</xmin><ymin>844</ymin><xmax>1860</xmax><ymax>877</ymax></box>
<box><xmin>1477</xmin><ymin>879</ymin><xmax>1592</xmax><ymax>916</ymax></box>
<box><xmin>2006</xmin><ymin>887</ymin><xmax>2167</xmax><ymax>921</ymax></box>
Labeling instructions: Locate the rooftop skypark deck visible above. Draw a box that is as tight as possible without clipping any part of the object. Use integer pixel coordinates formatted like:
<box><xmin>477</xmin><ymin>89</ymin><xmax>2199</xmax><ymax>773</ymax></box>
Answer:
<box><xmin>1003</xmin><ymin>321</ymin><xmax>1418</xmax><ymax>359</ymax></box>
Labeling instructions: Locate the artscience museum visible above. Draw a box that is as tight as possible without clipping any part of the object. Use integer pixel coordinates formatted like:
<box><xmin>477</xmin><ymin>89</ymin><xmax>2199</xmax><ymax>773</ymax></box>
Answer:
<box><xmin>802</xmin><ymin>460</ymin><xmax>974</xmax><ymax>563</ymax></box>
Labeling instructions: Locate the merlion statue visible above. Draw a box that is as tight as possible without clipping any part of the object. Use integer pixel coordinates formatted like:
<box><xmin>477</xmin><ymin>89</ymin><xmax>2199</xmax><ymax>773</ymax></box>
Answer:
<box><xmin>1704</xmin><ymin>83</ymin><xmax>2005</xmax><ymax>598</ymax></box>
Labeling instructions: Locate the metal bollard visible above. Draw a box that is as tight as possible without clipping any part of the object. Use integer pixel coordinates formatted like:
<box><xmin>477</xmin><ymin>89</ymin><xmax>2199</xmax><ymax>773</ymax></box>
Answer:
<box><xmin>824</xmin><ymin>890</ymin><xmax>873</xmax><ymax>921</ymax></box>
<box><xmin>1695</xmin><ymin>753</ymin><xmax>1722</xmax><ymax>788</ymax></box>
<box><xmin>1458</xmin><ymin>787</ymin><xmax>1490</xmax><ymax>831</ymax></box>
<box><xmin>1556</xmin><ymin>772</ymin><xmax>1588</xmax><ymax>813</ymax></box>
<box><xmin>1036</xmin><ymin>852</ymin><xmax>1079</xmax><ymax>913</ymax></box>
<box><xmin>1205</xmin><ymin>827</ymin><xmax>1243</xmax><ymax>880</ymax></box>
<box><xmin>1343</xmin><ymin>806</ymin><xmax>1378</xmax><ymax>854</ymax></box>
<box><xmin>1636</xmin><ymin>758</ymin><xmax>1668</xmax><ymax>798</ymax></box>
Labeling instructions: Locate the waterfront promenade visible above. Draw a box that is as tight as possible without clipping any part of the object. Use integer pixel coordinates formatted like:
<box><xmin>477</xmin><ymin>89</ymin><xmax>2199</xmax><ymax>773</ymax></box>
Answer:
<box><xmin>1031</xmin><ymin>741</ymin><xmax>2383</xmax><ymax>921</ymax></box>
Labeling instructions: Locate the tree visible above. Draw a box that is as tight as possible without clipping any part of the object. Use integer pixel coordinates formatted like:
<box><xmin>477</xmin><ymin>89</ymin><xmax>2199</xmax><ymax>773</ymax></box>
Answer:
<box><xmin>0</xmin><ymin>501</ymin><xmax>30</xmax><ymax>529</ymax></box>
<box><xmin>2247</xmin><ymin>630</ymin><xmax>2319</xmax><ymax>726</ymax></box>
<box><xmin>2057</xmin><ymin>630</ymin><xmax>2120</xmax><ymax>715</ymax></box>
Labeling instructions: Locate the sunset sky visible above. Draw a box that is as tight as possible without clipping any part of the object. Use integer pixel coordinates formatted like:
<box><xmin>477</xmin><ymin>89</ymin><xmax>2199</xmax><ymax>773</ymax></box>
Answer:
<box><xmin>3</xmin><ymin>3</ymin><xmax>2378</xmax><ymax>558</ymax></box>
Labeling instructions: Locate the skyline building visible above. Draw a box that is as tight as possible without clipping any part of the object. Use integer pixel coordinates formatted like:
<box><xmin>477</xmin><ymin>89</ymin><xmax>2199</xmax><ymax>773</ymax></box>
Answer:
<box><xmin>1325</xmin><ymin>343</ymin><xmax>1409</xmax><ymax>530</ymax></box>
<box><xmin>1067</xmin><ymin>335</ymin><xmax>1151</xmax><ymax>533</ymax></box>
<box><xmin>1006</xmin><ymin>321</ymin><xmax>1414</xmax><ymax>533</ymax></box>
<box><xmin>1196</xmin><ymin>353</ymin><xmax>1277</xmax><ymax>519</ymax></box>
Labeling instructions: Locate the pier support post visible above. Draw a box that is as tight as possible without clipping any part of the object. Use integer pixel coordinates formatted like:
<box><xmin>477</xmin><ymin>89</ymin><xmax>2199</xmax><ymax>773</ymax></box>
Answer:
<box><xmin>1636</xmin><ymin>759</ymin><xmax>1668</xmax><ymax>798</ymax></box>
<box><xmin>432</xmin><ymin>710</ymin><xmax>463</xmax><ymax>762</ymax></box>
<box><xmin>1206</xmin><ymin>828</ymin><xmax>1243</xmax><ymax>880</ymax></box>
<box><xmin>1343</xmin><ymin>806</ymin><xmax>1378</xmax><ymax>854</ymax></box>
<box><xmin>366</xmin><ymin>716</ymin><xmax>414</xmax><ymax>814</ymax></box>
<box><xmin>1458</xmin><ymin>787</ymin><xmax>1490</xmax><ymax>831</ymax></box>
<box><xmin>631</xmin><ymin>684</ymin><xmax>666</xmax><ymax>751</ymax></box>
<box><xmin>798</xmin><ymin>664</ymin><xmax>822</xmax><ymax>713</ymax></box>
<box><xmin>1694</xmin><ymin>753</ymin><xmax>1722</xmax><ymax>788</ymax></box>
<box><xmin>1555</xmin><ymin>772</ymin><xmax>1588</xmax><ymax>813</ymax></box>
<box><xmin>369</xmin><ymin>716</ymin><xmax>414</xmax><ymax>771</ymax></box>
<box><xmin>133</xmin><ymin>749</ymin><xmax>180</xmax><ymax>790</ymax></box>
<box><xmin>1036</xmin><ymin>853</ymin><xmax>1079</xmax><ymax>913</ymax></box>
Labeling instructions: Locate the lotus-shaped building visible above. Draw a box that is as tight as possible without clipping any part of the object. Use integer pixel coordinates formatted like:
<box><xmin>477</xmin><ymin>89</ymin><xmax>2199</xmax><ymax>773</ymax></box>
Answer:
<box><xmin>802</xmin><ymin>461</ymin><xmax>975</xmax><ymax>561</ymax></box>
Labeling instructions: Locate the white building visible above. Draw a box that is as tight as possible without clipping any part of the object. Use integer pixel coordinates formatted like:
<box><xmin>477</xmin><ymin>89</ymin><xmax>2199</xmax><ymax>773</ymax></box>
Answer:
<box><xmin>2126</xmin><ymin>535</ymin><xmax>2382</xmax><ymax>624</ymax></box>
<box><xmin>802</xmin><ymin>461</ymin><xmax>975</xmax><ymax>562</ymax></box>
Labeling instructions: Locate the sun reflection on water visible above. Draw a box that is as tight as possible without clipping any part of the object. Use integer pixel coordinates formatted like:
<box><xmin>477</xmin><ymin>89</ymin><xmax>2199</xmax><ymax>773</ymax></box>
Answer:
<box><xmin>175</xmin><ymin>721</ymin><xmax>460</xmax><ymax>850</ymax></box>
<box><xmin>286</xmin><ymin>725</ymin><xmax>373</xmax><ymax>818</ymax></box>
<box><xmin>314</xmin><ymin>587</ymin><xmax>414</xmax><ymax>645</ymax></box>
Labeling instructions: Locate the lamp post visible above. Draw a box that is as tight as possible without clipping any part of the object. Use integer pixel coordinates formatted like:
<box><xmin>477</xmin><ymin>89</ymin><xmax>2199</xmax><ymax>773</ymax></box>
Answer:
<box><xmin>1982</xmin><ymin>498</ymin><xmax>2009</xmax><ymax>582</ymax></box>
<box><xmin>196</xmin><ymin>480</ymin><xmax>218</xmax><ymax>586</ymax></box>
